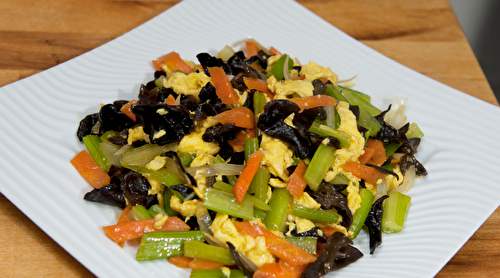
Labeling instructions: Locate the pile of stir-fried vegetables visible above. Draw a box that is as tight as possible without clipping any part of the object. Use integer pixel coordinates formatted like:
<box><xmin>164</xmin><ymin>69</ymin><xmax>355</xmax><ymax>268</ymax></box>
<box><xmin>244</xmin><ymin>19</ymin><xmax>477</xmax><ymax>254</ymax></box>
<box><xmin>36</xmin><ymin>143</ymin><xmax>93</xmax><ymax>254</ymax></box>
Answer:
<box><xmin>72</xmin><ymin>39</ymin><xmax>427</xmax><ymax>278</ymax></box>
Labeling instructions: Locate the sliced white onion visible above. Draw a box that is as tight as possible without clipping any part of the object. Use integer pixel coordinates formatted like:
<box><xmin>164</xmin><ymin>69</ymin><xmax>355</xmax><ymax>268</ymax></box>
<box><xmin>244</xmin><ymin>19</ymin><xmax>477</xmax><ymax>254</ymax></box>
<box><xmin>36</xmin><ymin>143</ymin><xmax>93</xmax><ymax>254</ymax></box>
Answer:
<box><xmin>233</xmin><ymin>38</ymin><xmax>271</xmax><ymax>55</ymax></box>
<box><xmin>338</xmin><ymin>74</ymin><xmax>358</xmax><ymax>84</ymax></box>
<box><xmin>216</xmin><ymin>45</ymin><xmax>235</xmax><ymax>61</ymax></box>
<box><xmin>175</xmin><ymin>95</ymin><xmax>181</xmax><ymax>106</ymax></box>
<box><xmin>375</xmin><ymin>179</ymin><xmax>388</xmax><ymax>200</ymax></box>
<box><xmin>115</xmin><ymin>144</ymin><xmax>133</xmax><ymax>155</ymax></box>
<box><xmin>186</xmin><ymin>163</ymin><xmax>244</xmax><ymax>177</ymax></box>
<box><xmin>391</xmin><ymin>164</ymin><xmax>416</xmax><ymax>193</ymax></box>
<box><xmin>384</xmin><ymin>96</ymin><xmax>408</xmax><ymax>129</ymax></box>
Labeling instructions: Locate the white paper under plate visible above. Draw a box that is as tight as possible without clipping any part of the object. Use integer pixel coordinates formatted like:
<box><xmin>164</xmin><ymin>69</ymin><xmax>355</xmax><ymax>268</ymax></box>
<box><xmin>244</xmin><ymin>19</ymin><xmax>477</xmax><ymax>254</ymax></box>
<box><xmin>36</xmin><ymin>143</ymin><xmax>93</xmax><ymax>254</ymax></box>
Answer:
<box><xmin>1</xmin><ymin>0</ymin><xmax>500</xmax><ymax>277</ymax></box>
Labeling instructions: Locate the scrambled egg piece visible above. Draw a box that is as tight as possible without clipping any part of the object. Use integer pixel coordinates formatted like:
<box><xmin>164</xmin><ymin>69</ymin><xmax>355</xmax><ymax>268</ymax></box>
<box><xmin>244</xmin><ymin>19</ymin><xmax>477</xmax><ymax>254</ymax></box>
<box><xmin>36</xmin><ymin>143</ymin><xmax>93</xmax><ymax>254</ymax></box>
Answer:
<box><xmin>127</xmin><ymin>125</ymin><xmax>149</xmax><ymax>145</ymax></box>
<box><xmin>210</xmin><ymin>214</ymin><xmax>275</xmax><ymax>267</ymax></box>
<box><xmin>153</xmin><ymin>213</ymin><xmax>169</xmax><ymax>229</ymax></box>
<box><xmin>260</xmin><ymin>134</ymin><xmax>294</xmax><ymax>181</ymax></box>
<box><xmin>170</xmin><ymin>195</ymin><xmax>198</xmax><ymax>218</ymax></box>
<box><xmin>294</xmin><ymin>192</ymin><xmax>321</xmax><ymax>210</ymax></box>
<box><xmin>267</xmin><ymin>75</ymin><xmax>314</xmax><ymax>98</ymax></box>
<box><xmin>269</xmin><ymin>178</ymin><xmax>287</xmax><ymax>188</ymax></box>
<box><xmin>193</xmin><ymin>169</ymin><xmax>208</xmax><ymax>200</ymax></box>
<box><xmin>178</xmin><ymin>117</ymin><xmax>220</xmax><ymax>157</ymax></box>
<box><xmin>386</xmin><ymin>164</ymin><xmax>404</xmax><ymax>191</ymax></box>
<box><xmin>300</xmin><ymin>61</ymin><xmax>338</xmax><ymax>85</ymax></box>
<box><xmin>163</xmin><ymin>71</ymin><xmax>211</xmax><ymax>101</ymax></box>
<box><xmin>346</xmin><ymin>180</ymin><xmax>361</xmax><ymax>214</ymax></box>
<box><xmin>145</xmin><ymin>155</ymin><xmax>167</xmax><ymax>171</ymax></box>
<box><xmin>286</xmin><ymin>215</ymin><xmax>316</xmax><ymax>235</ymax></box>
<box><xmin>146</xmin><ymin>176</ymin><xmax>164</xmax><ymax>207</ymax></box>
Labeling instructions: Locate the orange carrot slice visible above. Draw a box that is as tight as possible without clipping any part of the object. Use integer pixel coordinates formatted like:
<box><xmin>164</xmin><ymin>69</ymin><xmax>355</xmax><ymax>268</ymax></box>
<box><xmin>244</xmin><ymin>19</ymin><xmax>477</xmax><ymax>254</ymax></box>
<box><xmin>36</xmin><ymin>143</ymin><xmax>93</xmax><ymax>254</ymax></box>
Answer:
<box><xmin>213</xmin><ymin>107</ymin><xmax>256</xmax><ymax>129</ymax></box>
<box><xmin>358</xmin><ymin>147</ymin><xmax>375</xmax><ymax>164</ymax></box>
<box><xmin>233</xmin><ymin>221</ymin><xmax>316</xmax><ymax>266</ymax></box>
<box><xmin>233</xmin><ymin>151</ymin><xmax>264</xmax><ymax>203</ymax></box>
<box><xmin>342</xmin><ymin>161</ymin><xmax>385</xmax><ymax>184</ymax></box>
<box><xmin>164</xmin><ymin>94</ymin><xmax>176</xmax><ymax>106</ymax></box>
<box><xmin>208</xmin><ymin>67</ymin><xmax>239</xmax><ymax>105</ymax></box>
<box><xmin>366</xmin><ymin>138</ymin><xmax>387</xmax><ymax>167</ymax></box>
<box><xmin>168</xmin><ymin>256</ymin><xmax>193</xmax><ymax>268</ymax></box>
<box><xmin>269</xmin><ymin>46</ymin><xmax>282</xmax><ymax>56</ymax></box>
<box><xmin>288</xmin><ymin>95</ymin><xmax>337</xmax><ymax>109</ymax></box>
<box><xmin>254</xmin><ymin>262</ymin><xmax>306</xmax><ymax>278</ymax></box>
<box><xmin>228</xmin><ymin>129</ymin><xmax>257</xmax><ymax>153</ymax></box>
<box><xmin>152</xmin><ymin>51</ymin><xmax>193</xmax><ymax>74</ymax></box>
<box><xmin>246</xmin><ymin>41</ymin><xmax>259</xmax><ymax>58</ymax></box>
<box><xmin>188</xmin><ymin>259</ymin><xmax>225</xmax><ymax>270</ymax></box>
<box><xmin>286</xmin><ymin>161</ymin><xmax>308</xmax><ymax>199</ymax></box>
<box><xmin>120</xmin><ymin>100</ymin><xmax>137</xmax><ymax>122</ymax></box>
<box><xmin>116</xmin><ymin>206</ymin><xmax>132</xmax><ymax>248</ymax></box>
<box><xmin>70</xmin><ymin>150</ymin><xmax>111</xmax><ymax>188</ymax></box>
<box><xmin>243</xmin><ymin>77</ymin><xmax>274</xmax><ymax>99</ymax></box>
<box><xmin>102</xmin><ymin>216</ymin><xmax>190</xmax><ymax>243</ymax></box>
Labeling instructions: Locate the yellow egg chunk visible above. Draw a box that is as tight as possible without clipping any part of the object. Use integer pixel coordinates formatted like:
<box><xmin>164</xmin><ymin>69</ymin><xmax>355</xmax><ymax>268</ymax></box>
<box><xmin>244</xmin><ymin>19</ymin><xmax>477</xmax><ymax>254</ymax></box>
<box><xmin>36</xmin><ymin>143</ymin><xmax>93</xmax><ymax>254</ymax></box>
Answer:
<box><xmin>210</xmin><ymin>214</ymin><xmax>275</xmax><ymax>267</ymax></box>
<box><xmin>385</xmin><ymin>164</ymin><xmax>404</xmax><ymax>191</ymax></box>
<box><xmin>260</xmin><ymin>134</ymin><xmax>294</xmax><ymax>182</ymax></box>
<box><xmin>163</xmin><ymin>71</ymin><xmax>211</xmax><ymax>101</ymax></box>
<box><xmin>170</xmin><ymin>195</ymin><xmax>198</xmax><ymax>218</ymax></box>
<box><xmin>300</xmin><ymin>61</ymin><xmax>338</xmax><ymax>85</ymax></box>
<box><xmin>145</xmin><ymin>176</ymin><xmax>164</xmax><ymax>208</ymax></box>
<box><xmin>267</xmin><ymin>75</ymin><xmax>314</xmax><ymax>98</ymax></box>
<box><xmin>127</xmin><ymin>125</ymin><xmax>149</xmax><ymax>145</ymax></box>
<box><xmin>145</xmin><ymin>155</ymin><xmax>167</xmax><ymax>171</ymax></box>
<box><xmin>177</xmin><ymin>117</ymin><xmax>220</xmax><ymax>156</ymax></box>
<box><xmin>153</xmin><ymin>213</ymin><xmax>169</xmax><ymax>229</ymax></box>
<box><xmin>293</xmin><ymin>192</ymin><xmax>321</xmax><ymax>210</ymax></box>
<box><xmin>286</xmin><ymin>215</ymin><xmax>316</xmax><ymax>235</ymax></box>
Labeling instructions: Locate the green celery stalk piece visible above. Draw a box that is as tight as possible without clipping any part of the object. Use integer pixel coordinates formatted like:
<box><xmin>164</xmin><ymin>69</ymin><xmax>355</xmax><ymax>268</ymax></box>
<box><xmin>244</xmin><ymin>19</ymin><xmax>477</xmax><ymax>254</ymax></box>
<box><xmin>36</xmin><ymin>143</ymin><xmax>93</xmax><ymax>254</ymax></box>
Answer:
<box><xmin>340</xmin><ymin>86</ymin><xmax>382</xmax><ymax>116</ymax></box>
<box><xmin>248</xmin><ymin>167</ymin><xmax>269</xmax><ymax>201</ymax></box>
<box><xmin>264</xmin><ymin>188</ymin><xmax>290</xmax><ymax>232</ymax></box>
<box><xmin>330</xmin><ymin>173</ymin><xmax>350</xmax><ymax>185</ymax></box>
<box><xmin>382</xmin><ymin>191</ymin><xmax>411</xmax><ymax>233</ymax></box>
<box><xmin>162</xmin><ymin>186</ymin><xmax>180</xmax><ymax>216</ymax></box>
<box><xmin>291</xmin><ymin>205</ymin><xmax>339</xmax><ymax>224</ymax></box>
<box><xmin>203</xmin><ymin>188</ymin><xmax>254</xmax><ymax>220</ymax></box>
<box><xmin>357</xmin><ymin>107</ymin><xmax>382</xmax><ymax>136</ymax></box>
<box><xmin>349</xmin><ymin>188</ymin><xmax>375</xmax><ymax>239</ymax></box>
<box><xmin>177</xmin><ymin>152</ymin><xmax>195</xmax><ymax>167</ymax></box>
<box><xmin>267</xmin><ymin>54</ymin><xmax>294</xmax><ymax>81</ymax></box>
<box><xmin>136</xmin><ymin>231</ymin><xmax>204</xmax><ymax>261</ymax></box>
<box><xmin>132</xmin><ymin>205</ymin><xmax>153</xmax><ymax>220</ymax></box>
<box><xmin>284</xmin><ymin>236</ymin><xmax>317</xmax><ymax>255</ymax></box>
<box><xmin>308</xmin><ymin>119</ymin><xmax>351</xmax><ymax>148</ymax></box>
<box><xmin>148</xmin><ymin>204</ymin><xmax>167</xmax><ymax>217</ymax></box>
<box><xmin>83</xmin><ymin>135</ymin><xmax>110</xmax><ymax>172</ymax></box>
<box><xmin>213</xmin><ymin>181</ymin><xmax>270</xmax><ymax>211</ymax></box>
<box><xmin>304</xmin><ymin>143</ymin><xmax>337</xmax><ymax>191</ymax></box>
<box><xmin>384</xmin><ymin>142</ymin><xmax>403</xmax><ymax>157</ymax></box>
<box><xmin>254</xmin><ymin>208</ymin><xmax>267</xmax><ymax>221</ymax></box>
<box><xmin>244</xmin><ymin>137</ymin><xmax>259</xmax><ymax>163</ymax></box>
<box><xmin>212</xmin><ymin>155</ymin><xmax>238</xmax><ymax>185</ymax></box>
<box><xmin>325</xmin><ymin>84</ymin><xmax>347</xmax><ymax>102</ymax></box>
<box><xmin>191</xmin><ymin>269</ymin><xmax>246</xmax><ymax>278</ymax></box>
<box><xmin>184</xmin><ymin>241</ymin><xmax>236</xmax><ymax>266</ymax></box>
<box><xmin>406</xmin><ymin>122</ymin><xmax>425</xmax><ymax>139</ymax></box>
<box><xmin>338</xmin><ymin>85</ymin><xmax>371</xmax><ymax>102</ymax></box>
<box><xmin>100</xmin><ymin>130</ymin><xmax>118</xmax><ymax>143</ymax></box>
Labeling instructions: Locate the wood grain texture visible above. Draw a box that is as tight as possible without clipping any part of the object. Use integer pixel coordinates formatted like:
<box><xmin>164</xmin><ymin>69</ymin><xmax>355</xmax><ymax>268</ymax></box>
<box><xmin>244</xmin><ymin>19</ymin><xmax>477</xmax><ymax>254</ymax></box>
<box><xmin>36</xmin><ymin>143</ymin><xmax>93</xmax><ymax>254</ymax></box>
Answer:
<box><xmin>0</xmin><ymin>0</ymin><xmax>498</xmax><ymax>277</ymax></box>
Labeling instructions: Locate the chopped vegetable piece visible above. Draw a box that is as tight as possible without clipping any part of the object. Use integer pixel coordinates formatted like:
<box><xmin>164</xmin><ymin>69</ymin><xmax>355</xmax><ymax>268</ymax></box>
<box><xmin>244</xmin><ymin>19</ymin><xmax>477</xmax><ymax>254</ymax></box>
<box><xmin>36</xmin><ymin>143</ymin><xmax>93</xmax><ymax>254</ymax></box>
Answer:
<box><xmin>342</xmin><ymin>161</ymin><xmax>385</xmax><ymax>185</ymax></box>
<box><xmin>264</xmin><ymin>188</ymin><xmax>291</xmax><ymax>232</ymax></box>
<box><xmin>233</xmin><ymin>150</ymin><xmax>264</xmax><ymax>203</ymax></box>
<box><xmin>190</xmin><ymin>269</ymin><xmax>246</xmax><ymax>278</ymax></box>
<box><xmin>208</xmin><ymin>67</ymin><xmax>239</xmax><ymax>105</ymax></box>
<box><xmin>246</xmin><ymin>41</ymin><xmax>259</xmax><ymax>57</ymax></box>
<box><xmin>286</xmin><ymin>160</ymin><xmax>307</xmax><ymax>198</ymax></box>
<box><xmin>349</xmin><ymin>188</ymin><xmax>375</xmax><ymax>239</ymax></box>
<box><xmin>153</xmin><ymin>51</ymin><xmax>194</xmax><ymax>74</ymax></box>
<box><xmin>203</xmin><ymin>188</ymin><xmax>254</xmax><ymax>220</ymax></box>
<box><xmin>168</xmin><ymin>256</ymin><xmax>193</xmax><ymax>268</ymax></box>
<box><xmin>358</xmin><ymin>147</ymin><xmax>375</xmax><ymax>164</ymax></box>
<box><xmin>214</xmin><ymin>107</ymin><xmax>256</xmax><ymax>129</ymax></box>
<box><xmin>71</xmin><ymin>150</ymin><xmax>111</xmax><ymax>188</ymax></box>
<box><xmin>82</xmin><ymin>135</ymin><xmax>111</xmax><ymax>172</ymax></box>
<box><xmin>119</xmin><ymin>100</ymin><xmax>137</xmax><ymax>122</ymax></box>
<box><xmin>184</xmin><ymin>241</ymin><xmax>236</xmax><ymax>266</ymax></box>
<box><xmin>382</xmin><ymin>191</ymin><xmax>411</xmax><ymax>233</ymax></box>
<box><xmin>304</xmin><ymin>143</ymin><xmax>336</xmax><ymax>190</ymax></box>
<box><xmin>132</xmin><ymin>204</ymin><xmax>153</xmax><ymax>220</ymax></box>
<box><xmin>284</xmin><ymin>236</ymin><xmax>317</xmax><ymax>255</ymax></box>
<box><xmin>291</xmin><ymin>205</ymin><xmax>339</xmax><ymax>224</ymax></box>
<box><xmin>243</xmin><ymin>77</ymin><xmax>274</xmax><ymax>98</ymax></box>
<box><xmin>288</xmin><ymin>95</ymin><xmax>337</xmax><ymax>109</ymax></box>
<box><xmin>366</xmin><ymin>138</ymin><xmax>387</xmax><ymax>166</ymax></box>
<box><xmin>102</xmin><ymin>216</ymin><xmax>190</xmax><ymax>243</ymax></box>
<box><xmin>234</xmin><ymin>221</ymin><xmax>316</xmax><ymax>266</ymax></box>
<box><xmin>268</xmin><ymin>54</ymin><xmax>294</xmax><ymax>81</ymax></box>
<box><xmin>253</xmin><ymin>262</ymin><xmax>306</xmax><ymax>278</ymax></box>
<box><xmin>136</xmin><ymin>230</ymin><xmax>204</xmax><ymax>261</ymax></box>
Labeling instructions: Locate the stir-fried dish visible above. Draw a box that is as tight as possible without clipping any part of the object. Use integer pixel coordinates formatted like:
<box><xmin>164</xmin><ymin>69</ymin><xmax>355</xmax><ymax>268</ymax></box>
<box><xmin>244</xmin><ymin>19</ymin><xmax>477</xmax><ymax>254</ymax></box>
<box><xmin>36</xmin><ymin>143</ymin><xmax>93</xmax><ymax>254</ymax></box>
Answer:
<box><xmin>72</xmin><ymin>39</ymin><xmax>427</xmax><ymax>278</ymax></box>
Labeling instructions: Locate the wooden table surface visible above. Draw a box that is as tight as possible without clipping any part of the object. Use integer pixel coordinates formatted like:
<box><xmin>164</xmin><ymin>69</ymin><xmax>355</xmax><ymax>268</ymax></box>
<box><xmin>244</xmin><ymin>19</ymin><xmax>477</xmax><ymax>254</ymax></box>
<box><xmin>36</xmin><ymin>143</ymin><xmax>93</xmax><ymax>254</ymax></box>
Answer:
<box><xmin>1</xmin><ymin>0</ymin><xmax>498</xmax><ymax>277</ymax></box>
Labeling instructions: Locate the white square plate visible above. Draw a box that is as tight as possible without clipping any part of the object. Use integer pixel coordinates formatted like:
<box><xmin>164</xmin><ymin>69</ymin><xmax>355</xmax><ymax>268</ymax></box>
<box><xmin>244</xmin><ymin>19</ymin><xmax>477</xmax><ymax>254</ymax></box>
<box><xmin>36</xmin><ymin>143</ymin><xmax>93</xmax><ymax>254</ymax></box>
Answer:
<box><xmin>1</xmin><ymin>0</ymin><xmax>500</xmax><ymax>277</ymax></box>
